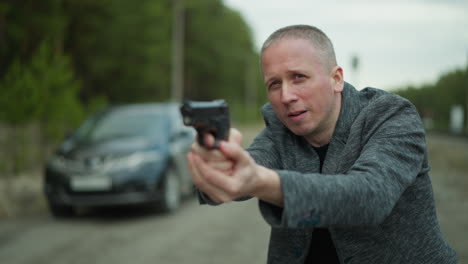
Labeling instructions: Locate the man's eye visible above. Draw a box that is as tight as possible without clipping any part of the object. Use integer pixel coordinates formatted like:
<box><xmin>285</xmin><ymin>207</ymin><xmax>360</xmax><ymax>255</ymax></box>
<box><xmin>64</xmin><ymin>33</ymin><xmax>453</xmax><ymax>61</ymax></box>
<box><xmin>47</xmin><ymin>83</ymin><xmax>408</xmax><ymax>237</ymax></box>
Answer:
<box><xmin>294</xmin><ymin>74</ymin><xmax>306</xmax><ymax>79</ymax></box>
<box><xmin>268</xmin><ymin>81</ymin><xmax>280</xmax><ymax>90</ymax></box>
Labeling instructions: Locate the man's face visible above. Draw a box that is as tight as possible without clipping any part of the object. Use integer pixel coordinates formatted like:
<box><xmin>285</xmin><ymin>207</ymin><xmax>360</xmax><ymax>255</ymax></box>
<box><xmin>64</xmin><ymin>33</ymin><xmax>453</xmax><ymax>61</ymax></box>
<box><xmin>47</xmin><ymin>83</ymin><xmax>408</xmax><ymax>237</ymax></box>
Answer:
<box><xmin>261</xmin><ymin>38</ymin><xmax>343</xmax><ymax>144</ymax></box>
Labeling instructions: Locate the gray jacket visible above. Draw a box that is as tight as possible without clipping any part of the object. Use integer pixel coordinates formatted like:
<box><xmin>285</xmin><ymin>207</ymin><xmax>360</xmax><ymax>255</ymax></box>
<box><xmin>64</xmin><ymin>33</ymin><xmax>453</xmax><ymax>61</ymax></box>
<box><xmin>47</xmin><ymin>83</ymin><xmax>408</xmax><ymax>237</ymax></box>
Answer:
<box><xmin>246</xmin><ymin>83</ymin><xmax>457</xmax><ymax>263</ymax></box>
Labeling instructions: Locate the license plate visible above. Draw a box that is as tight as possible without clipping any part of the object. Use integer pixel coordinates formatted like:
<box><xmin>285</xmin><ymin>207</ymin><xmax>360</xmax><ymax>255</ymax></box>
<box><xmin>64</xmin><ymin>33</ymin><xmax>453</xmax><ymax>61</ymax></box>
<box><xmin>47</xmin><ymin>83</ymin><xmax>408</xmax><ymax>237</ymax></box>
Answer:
<box><xmin>71</xmin><ymin>176</ymin><xmax>112</xmax><ymax>191</ymax></box>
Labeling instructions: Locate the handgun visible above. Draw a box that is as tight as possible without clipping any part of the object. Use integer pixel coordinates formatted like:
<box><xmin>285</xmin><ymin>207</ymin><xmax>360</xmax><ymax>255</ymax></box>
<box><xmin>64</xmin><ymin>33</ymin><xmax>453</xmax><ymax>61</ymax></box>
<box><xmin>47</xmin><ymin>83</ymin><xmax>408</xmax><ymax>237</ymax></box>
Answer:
<box><xmin>179</xmin><ymin>100</ymin><xmax>230</xmax><ymax>149</ymax></box>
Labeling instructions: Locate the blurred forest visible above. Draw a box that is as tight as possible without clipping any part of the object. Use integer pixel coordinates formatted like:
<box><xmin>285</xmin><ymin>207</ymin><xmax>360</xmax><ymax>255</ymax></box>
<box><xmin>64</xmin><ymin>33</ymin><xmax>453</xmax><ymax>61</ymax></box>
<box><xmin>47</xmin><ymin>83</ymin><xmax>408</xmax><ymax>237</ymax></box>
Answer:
<box><xmin>0</xmin><ymin>0</ymin><xmax>266</xmax><ymax>175</ymax></box>
<box><xmin>393</xmin><ymin>67</ymin><xmax>468</xmax><ymax>133</ymax></box>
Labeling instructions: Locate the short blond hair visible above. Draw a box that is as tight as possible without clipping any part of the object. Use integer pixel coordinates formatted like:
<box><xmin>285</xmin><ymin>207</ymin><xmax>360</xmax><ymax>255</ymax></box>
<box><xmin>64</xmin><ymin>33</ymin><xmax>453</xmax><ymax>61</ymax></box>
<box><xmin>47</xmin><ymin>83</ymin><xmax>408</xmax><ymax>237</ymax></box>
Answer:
<box><xmin>261</xmin><ymin>25</ymin><xmax>337</xmax><ymax>71</ymax></box>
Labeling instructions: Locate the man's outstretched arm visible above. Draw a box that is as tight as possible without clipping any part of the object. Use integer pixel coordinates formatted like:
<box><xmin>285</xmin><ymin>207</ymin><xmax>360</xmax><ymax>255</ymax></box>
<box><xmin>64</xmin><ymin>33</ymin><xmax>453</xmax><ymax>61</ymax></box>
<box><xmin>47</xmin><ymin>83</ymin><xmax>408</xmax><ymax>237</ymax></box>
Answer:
<box><xmin>187</xmin><ymin>130</ymin><xmax>284</xmax><ymax>207</ymax></box>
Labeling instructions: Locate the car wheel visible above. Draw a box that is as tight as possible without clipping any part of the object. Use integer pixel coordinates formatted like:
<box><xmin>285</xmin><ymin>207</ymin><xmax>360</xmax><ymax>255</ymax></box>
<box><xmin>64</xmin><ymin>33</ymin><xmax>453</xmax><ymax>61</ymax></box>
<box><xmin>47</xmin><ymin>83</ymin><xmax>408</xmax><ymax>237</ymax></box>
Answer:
<box><xmin>48</xmin><ymin>202</ymin><xmax>75</xmax><ymax>218</ymax></box>
<box><xmin>158</xmin><ymin>166</ymin><xmax>181</xmax><ymax>213</ymax></box>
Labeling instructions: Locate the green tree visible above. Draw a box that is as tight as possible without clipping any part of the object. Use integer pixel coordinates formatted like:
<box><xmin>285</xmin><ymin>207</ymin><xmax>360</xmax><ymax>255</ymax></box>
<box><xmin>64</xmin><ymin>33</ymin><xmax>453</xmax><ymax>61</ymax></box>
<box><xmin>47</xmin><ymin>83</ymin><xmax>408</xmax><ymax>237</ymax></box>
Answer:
<box><xmin>63</xmin><ymin>0</ymin><xmax>172</xmax><ymax>103</ymax></box>
<box><xmin>0</xmin><ymin>41</ymin><xmax>83</xmax><ymax>138</ymax></box>
<box><xmin>183</xmin><ymin>0</ymin><xmax>266</xmax><ymax>122</ymax></box>
<box><xmin>394</xmin><ymin>67</ymin><xmax>468</xmax><ymax>131</ymax></box>
<box><xmin>0</xmin><ymin>0</ymin><xmax>66</xmax><ymax>76</ymax></box>
<box><xmin>0</xmin><ymin>41</ymin><xmax>83</xmax><ymax>173</ymax></box>
<box><xmin>184</xmin><ymin>0</ymin><xmax>255</xmax><ymax>100</ymax></box>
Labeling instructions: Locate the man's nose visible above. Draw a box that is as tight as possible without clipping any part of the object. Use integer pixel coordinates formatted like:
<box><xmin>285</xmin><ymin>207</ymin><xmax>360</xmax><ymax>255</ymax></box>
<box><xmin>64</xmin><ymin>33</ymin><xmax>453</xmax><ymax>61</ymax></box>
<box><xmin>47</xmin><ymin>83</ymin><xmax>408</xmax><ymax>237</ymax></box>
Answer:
<box><xmin>280</xmin><ymin>84</ymin><xmax>298</xmax><ymax>104</ymax></box>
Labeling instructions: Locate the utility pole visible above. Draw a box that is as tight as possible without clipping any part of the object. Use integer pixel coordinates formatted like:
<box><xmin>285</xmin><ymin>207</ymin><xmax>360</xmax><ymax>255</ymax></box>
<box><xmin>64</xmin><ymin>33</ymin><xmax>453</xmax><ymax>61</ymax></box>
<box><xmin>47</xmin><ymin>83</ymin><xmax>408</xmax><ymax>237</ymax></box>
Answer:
<box><xmin>171</xmin><ymin>0</ymin><xmax>185</xmax><ymax>101</ymax></box>
<box><xmin>245</xmin><ymin>53</ymin><xmax>257</xmax><ymax>121</ymax></box>
<box><xmin>350</xmin><ymin>54</ymin><xmax>360</xmax><ymax>89</ymax></box>
<box><xmin>465</xmin><ymin>50</ymin><xmax>468</xmax><ymax>134</ymax></box>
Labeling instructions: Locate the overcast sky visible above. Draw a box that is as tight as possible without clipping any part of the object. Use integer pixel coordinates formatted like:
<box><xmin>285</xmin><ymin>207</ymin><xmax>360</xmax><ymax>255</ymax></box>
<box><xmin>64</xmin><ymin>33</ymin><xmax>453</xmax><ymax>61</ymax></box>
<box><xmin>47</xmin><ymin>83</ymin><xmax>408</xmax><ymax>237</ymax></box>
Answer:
<box><xmin>224</xmin><ymin>0</ymin><xmax>468</xmax><ymax>90</ymax></box>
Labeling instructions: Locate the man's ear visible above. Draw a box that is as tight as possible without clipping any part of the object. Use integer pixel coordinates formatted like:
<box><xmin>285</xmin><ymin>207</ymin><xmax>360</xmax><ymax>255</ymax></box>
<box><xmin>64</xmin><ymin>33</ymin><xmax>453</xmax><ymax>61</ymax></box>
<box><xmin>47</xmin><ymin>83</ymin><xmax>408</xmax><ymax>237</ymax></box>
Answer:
<box><xmin>331</xmin><ymin>66</ymin><xmax>344</xmax><ymax>93</ymax></box>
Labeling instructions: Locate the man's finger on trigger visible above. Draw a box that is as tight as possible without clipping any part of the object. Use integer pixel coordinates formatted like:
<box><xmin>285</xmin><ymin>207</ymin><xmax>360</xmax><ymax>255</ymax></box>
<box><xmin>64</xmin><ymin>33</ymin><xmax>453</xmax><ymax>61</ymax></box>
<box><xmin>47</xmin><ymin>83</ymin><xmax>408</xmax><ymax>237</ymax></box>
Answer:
<box><xmin>203</xmin><ymin>133</ymin><xmax>216</xmax><ymax>149</ymax></box>
<box><xmin>191</xmin><ymin>139</ymin><xmax>215</xmax><ymax>157</ymax></box>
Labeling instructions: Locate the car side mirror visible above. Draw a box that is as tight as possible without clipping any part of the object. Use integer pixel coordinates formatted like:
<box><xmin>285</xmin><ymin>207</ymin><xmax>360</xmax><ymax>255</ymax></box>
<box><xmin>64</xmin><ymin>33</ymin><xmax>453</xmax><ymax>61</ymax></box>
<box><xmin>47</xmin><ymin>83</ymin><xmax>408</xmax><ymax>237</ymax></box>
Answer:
<box><xmin>171</xmin><ymin>130</ymin><xmax>191</xmax><ymax>142</ymax></box>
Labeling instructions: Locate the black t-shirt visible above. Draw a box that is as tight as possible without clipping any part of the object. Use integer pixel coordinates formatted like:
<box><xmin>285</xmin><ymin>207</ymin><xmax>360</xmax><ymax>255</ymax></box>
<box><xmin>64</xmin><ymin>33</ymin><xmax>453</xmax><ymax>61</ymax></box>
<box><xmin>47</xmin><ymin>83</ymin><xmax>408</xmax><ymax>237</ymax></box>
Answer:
<box><xmin>305</xmin><ymin>144</ymin><xmax>340</xmax><ymax>263</ymax></box>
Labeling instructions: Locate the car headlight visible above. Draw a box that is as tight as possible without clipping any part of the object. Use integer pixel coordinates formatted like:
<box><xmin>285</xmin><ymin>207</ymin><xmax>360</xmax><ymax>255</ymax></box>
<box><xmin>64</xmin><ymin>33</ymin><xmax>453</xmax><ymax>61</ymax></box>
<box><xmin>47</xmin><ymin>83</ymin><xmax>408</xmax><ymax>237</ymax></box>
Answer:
<box><xmin>102</xmin><ymin>151</ymin><xmax>163</xmax><ymax>172</ymax></box>
<box><xmin>47</xmin><ymin>151</ymin><xmax>163</xmax><ymax>174</ymax></box>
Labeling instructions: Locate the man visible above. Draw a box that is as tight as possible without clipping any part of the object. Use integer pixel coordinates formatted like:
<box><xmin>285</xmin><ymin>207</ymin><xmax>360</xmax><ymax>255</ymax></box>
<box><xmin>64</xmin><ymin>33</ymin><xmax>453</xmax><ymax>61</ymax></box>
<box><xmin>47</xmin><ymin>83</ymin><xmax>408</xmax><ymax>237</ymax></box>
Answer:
<box><xmin>187</xmin><ymin>25</ymin><xmax>457</xmax><ymax>264</ymax></box>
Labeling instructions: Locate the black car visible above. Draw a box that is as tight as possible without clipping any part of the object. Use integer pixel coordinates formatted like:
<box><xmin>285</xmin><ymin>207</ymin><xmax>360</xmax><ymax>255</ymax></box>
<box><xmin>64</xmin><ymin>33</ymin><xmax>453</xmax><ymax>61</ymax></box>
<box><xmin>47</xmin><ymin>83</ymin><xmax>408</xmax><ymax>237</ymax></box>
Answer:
<box><xmin>44</xmin><ymin>103</ymin><xmax>195</xmax><ymax>217</ymax></box>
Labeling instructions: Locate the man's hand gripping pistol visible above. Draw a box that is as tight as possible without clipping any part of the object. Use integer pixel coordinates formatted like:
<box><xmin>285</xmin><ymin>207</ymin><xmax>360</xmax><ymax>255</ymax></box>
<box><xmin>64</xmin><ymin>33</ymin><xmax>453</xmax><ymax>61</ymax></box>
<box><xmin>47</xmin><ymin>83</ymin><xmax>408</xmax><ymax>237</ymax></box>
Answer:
<box><xmin>179</xmin><ymin>100</ymin><xmax>230</xmax><ymax>149</ymax></box>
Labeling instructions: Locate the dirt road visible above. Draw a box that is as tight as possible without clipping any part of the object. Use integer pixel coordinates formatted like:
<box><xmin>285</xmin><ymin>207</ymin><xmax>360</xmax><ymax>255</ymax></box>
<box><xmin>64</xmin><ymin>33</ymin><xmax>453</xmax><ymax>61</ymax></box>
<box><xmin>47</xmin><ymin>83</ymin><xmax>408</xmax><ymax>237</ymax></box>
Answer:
<box><xmin>0</xmin><ymin>199</ymin><xmax>269</xmax><ymax>264</ymax></box>
<box><xmin>0</xmin><ymin>130</ymin><xmax>467</xmax><ymax>264</ymax></box>
<box><xmin>427</xmin><ymin>133</ymin><xmax>468</xmax><ymax>263</ymax></box>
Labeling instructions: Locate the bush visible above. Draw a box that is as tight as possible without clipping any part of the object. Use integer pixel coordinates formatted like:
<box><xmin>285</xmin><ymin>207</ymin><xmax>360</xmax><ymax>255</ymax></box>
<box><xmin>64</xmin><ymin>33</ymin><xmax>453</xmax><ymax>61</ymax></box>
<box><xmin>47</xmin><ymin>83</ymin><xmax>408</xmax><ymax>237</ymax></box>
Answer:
<box><xmin>0</xmin><ymin>41</ymin><xmax>84</xmax><ymax>174</ymax></box>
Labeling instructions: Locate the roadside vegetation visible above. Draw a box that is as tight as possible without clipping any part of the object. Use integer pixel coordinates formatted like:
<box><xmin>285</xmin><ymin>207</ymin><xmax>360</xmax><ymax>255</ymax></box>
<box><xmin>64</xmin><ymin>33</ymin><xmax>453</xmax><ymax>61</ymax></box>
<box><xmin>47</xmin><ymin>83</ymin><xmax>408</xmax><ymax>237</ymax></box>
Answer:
<box><xmin>393</xmin><ymin>67</ymin><xmax>468</xmax><ymax>133</ymax></box>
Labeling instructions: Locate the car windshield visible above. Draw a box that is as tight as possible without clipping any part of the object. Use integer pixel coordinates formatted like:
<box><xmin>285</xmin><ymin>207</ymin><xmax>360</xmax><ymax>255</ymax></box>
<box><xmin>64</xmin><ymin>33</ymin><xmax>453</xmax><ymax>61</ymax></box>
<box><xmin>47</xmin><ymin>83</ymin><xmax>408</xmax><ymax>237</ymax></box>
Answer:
<box><xmin>75</xmin><ymin>107</ymin><xmax>167</xmax><ymax>142</ymax></box>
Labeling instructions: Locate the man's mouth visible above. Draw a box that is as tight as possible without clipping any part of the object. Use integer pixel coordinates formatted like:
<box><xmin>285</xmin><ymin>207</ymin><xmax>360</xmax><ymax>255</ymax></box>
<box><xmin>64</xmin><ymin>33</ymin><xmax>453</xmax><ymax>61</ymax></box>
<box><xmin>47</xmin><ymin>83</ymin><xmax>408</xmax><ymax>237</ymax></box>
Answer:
<box><xmin>288</xmin><ymin>110</ymin><xmax>307</xmax><ymax>117</ymax></box>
